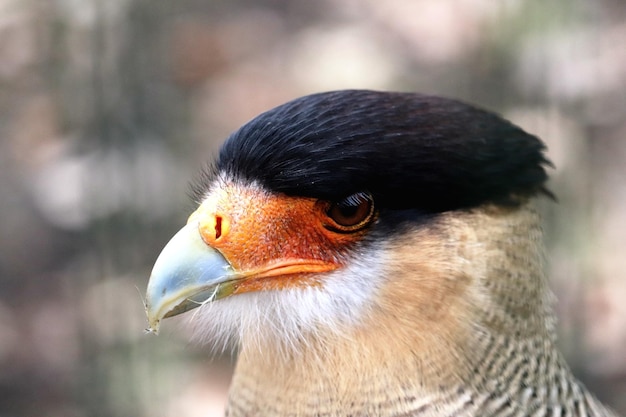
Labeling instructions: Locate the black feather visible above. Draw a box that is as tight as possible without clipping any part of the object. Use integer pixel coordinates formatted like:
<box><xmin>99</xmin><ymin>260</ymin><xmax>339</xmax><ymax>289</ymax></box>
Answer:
<box><xmin>214</xmin><ymin>90</ymin><xmax>553</xmax><ymax>212</ymax></box>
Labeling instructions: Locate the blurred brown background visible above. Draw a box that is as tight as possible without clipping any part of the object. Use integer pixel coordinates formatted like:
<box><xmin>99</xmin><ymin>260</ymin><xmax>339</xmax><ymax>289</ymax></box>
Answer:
<box><xmin>1</xmin><ymin>0</ymin><xmax>625</xmax><ymax>416</ymax></box>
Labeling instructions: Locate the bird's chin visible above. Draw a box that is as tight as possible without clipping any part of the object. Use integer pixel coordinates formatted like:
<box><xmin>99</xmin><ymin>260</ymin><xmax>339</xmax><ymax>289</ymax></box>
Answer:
<box><xmin>146</xmin><ymin>265</ymin><xmax>335</xmax><ymax>336</ymax></box>
<box><xmin>181</xmin><ymin>284</ymin><xmax>346</xmax><ymax>355</ymax></box>
<box><xmin>151</xmin><ymin>272</ymin><xmax>322</xmax><ymax>326</ymax></box>
<box><xmin>187</xmin><ymin>261</ymin><xmax>384</xmax><ymax>355</ymax></box>
<box><xmin>183</xmin><ymin>290</ymin><xmax>300</xmax><ymax>353</ymax></box>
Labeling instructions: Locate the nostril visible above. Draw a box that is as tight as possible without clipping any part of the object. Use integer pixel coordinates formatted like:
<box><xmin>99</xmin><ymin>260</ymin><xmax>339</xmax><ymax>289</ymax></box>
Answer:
<box><xmin>198</xmin><ymin>213</ymin><xmax>228</xmax><ymax>245</ymax></box>
<box><xmin>215</xmin><ymin>216</ymin><xmax>222</xmax><ymax>240</ymax></box>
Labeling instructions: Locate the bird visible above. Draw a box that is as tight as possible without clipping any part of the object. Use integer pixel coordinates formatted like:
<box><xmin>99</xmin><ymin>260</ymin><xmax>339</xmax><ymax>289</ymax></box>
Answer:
<box><xmin>144</xmin><ymin>90</ymin><xmax>620</xmax><ymax>417</ymax></box>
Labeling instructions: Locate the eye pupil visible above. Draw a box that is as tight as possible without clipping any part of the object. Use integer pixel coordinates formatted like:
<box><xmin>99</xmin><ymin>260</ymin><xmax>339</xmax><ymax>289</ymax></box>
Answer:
<box><xmin>326</xmin><ymin>192</ymin><xmax>374</xmax><ymax>231</ymax></box>
<box><xmin>336</xmin><ymin>204</ymin><xmax>359</xmax><ymax>219</ymax></box>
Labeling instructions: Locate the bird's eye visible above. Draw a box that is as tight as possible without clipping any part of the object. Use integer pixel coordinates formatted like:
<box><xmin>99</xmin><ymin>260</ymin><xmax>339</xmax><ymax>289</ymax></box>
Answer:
<box><xmin>325</xmin><ymin>192</ymin><xmax>375</xmax><ymax>233</ymax></box>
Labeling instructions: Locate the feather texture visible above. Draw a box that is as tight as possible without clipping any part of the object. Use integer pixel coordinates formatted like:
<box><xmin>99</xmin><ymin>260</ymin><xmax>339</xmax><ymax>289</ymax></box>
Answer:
<box><xmin>222</xmin><ymin>202</ymin><xmax>618</xmax><ymax>417</ymax></box>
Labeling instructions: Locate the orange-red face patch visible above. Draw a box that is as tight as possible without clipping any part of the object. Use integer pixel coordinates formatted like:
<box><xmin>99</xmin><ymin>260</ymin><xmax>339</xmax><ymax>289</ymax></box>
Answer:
<box><xmin>187</xmin><ymin>182</ymin><xmax>374</xmax><ymax>294</ymax></box>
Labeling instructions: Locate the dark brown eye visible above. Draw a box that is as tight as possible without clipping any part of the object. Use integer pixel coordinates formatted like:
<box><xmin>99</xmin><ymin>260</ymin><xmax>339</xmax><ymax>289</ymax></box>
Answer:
<box><xmin>325</xmin><ymin>192</ymin><xmax>375</xmax><ymax>232</ymax></box>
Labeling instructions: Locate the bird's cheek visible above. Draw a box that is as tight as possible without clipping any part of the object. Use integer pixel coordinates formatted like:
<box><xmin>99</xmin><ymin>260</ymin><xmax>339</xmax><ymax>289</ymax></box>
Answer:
<box><xmin>190</xmin><ymin>193</ymin><xmax>357</xmax><ymax>276</ymax></box>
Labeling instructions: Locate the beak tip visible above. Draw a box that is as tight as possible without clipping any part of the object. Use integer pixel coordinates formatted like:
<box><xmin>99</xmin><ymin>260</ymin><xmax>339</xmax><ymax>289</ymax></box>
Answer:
<box><xmin>144</xmin><ymin>301</ymin><xmax>162</xmax><ymax>335</ymax></box>
<box><xmin>144</xmin><ymin>325</ymin><xmax>160</xmax><ymax>335</ymax></box>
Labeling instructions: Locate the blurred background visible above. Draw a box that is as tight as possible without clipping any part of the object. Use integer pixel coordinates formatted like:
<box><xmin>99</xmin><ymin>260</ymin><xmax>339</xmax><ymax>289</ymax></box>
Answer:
<box><xmin>1</xmin><ymin>0</ymin><xmax>625</xmax><ymax>416</ymax></box>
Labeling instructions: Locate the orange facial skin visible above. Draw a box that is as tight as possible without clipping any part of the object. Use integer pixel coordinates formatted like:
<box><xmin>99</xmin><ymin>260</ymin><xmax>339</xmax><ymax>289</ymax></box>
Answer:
<box><xmin>187</xmin><ymin>181</ymin><xmax>372</xmax><ymax>295</ymax></box>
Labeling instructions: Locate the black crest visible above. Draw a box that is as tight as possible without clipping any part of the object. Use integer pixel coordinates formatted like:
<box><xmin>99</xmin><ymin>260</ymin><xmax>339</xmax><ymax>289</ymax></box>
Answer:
<box><xmin>215</xmin><ymin>90</ymin><xmax>552</xmax><ymax>212</ymax></box>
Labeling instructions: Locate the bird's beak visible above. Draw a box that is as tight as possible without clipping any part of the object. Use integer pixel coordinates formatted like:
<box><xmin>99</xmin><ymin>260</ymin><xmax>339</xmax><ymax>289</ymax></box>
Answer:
<box><xmin>144</xmin><ymin>222</ymin><xmax>237</xmax><ymax>334</ymax></box>
<box><xmin>144</xmin><ymin>184</ymin><xmax>349</xmax><ymax>334</ymax></box>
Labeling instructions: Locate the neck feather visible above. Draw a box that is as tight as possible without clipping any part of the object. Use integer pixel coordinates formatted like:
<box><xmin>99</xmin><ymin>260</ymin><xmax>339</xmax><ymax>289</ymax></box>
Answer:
<box><xmin>226</xmin><ymin>202</ymin><xmax>615</xmax><ymax>417</ymax></box>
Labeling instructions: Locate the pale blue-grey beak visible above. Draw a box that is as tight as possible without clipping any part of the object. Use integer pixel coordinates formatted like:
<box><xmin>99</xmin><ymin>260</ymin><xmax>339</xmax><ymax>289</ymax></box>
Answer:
<box><xmin>145</xmin><ymin>223</ymin><xmax>237</xmax><ymax>334</ymax></box>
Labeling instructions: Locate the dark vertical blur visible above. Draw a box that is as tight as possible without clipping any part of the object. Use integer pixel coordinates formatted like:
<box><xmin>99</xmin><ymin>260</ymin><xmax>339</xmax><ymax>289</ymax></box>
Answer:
<box><xmin>0</xmin><ymin>0</ymin><xmax>624</xmax><ymax>416</ymax></box>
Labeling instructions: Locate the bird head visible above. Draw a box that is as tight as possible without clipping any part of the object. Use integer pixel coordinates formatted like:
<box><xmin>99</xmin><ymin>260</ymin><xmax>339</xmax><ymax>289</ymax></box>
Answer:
<box><xmin>144</xmin><ymin>90</ymin><xmax>553</xmax><ymax>358</ymax></box>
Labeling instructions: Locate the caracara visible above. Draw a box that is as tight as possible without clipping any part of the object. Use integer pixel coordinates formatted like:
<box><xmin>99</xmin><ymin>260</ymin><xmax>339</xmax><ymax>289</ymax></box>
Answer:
<box><xmin>145</xmin><ymin>90</ymin><xmax>619</xmax><ymax>417</ymax></box>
